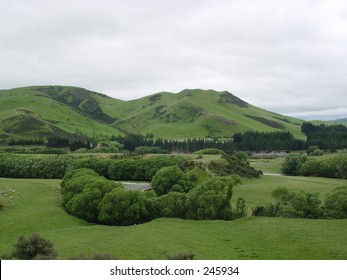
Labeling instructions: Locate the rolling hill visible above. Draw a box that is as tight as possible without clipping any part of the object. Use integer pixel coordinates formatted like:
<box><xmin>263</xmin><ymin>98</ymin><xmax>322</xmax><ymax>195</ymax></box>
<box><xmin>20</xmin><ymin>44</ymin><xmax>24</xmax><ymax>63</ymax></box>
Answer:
<box><xmin>0</xmin><ymin>86</ymin><xmax>305</xmax><ymax>142</ymax></box>
<box><xmin>107</xmin><ymin>89</ymin><xmax>305</xmax><ymax>139</ymax></box>
<box><xmin>0</xmin><ymin>86</ymin><xmax>125</xmax><ymax>143</ymax></box>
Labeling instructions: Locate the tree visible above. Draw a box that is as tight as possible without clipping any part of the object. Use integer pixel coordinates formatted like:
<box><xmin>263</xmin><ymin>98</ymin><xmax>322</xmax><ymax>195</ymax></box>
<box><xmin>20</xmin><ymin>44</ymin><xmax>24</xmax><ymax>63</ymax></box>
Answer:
<box><xmin>65</xmin><ymin>179</ymin><xmax>122</xmax><ymax>222</ymax></box>
<box><xmin>257</xmin><ymin>187</ymin><xmax>322</xmax><ymax>219</ymax></box>
<box><xmin>281</xmin><ymin>154</ymin><xmax>307</xmax><ymax>175</ymax></box>
<box><xmin>157</xmin><ymin>192</ymin><xmax>187</xmax><ymax>218</ymax></box>
<box><xmin>323</xmin><ymin>185</ymin><xmax>347</xmax><ymax>219</ymax></box>
<box><xmin>151</xmin><ymin>166</ymin><xmax>193</xmax><ymax>196</ymax></box>
<box><xmin>235</xmin><ymin>151</ymin><xmax>248</xmax><ymax>163</ymax></box>
<box><xmin>98</xmin><ymin>188</ymin><xmax>149</xmax><ymax>225</ymax></box>
<box><xmin>307</xmin><ymin>145</ymin><xmax>319</xmax><ymax>155</ymax></box>
<box><xmin>12</xmin><ymin>233</ymin><xmax>57</xmax><ymax>260</ymax></box>
<box><xmin>185</xmin><ymin>176</ymin><xmax>240</xmax><ymax>220</ymax></box>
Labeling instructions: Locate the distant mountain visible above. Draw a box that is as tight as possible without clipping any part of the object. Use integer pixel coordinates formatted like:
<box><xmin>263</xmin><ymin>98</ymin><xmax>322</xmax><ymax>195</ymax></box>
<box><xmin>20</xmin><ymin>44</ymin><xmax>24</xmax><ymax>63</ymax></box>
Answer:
<box><xmin>0</xmin><ymin>86</ymin><xmax>305</xmax><ymax>142</ymax></box>
<box><xmin>331</xmin><ymin>118</ymin><xmax>347</xmax><ymax>124</ymax></box>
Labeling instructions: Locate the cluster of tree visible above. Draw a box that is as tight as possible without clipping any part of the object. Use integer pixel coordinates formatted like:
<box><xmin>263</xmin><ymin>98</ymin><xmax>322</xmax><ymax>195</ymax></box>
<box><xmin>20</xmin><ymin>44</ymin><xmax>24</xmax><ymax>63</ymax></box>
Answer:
<box><xmin>0</xmin><ymin>146</ymin><xmax>67</xmax><ymax>154</ymax></box>
<box><xmin>134</xmin><ymin>146</ymin><xmax>167</xmax><ymax>154</ymax></box>
<box><xmin>47</xmin><ymin>136</ymin><xmax>92</xmax><ymax>151</ymax></box>
<box><xmin>74</xmin><ymin>141</ymin><xmax>122</xmax><ymax>154</ymax></box>
<box><xmin>208</xmin><ymin>154</ymin><xmax>262</xmax><ymax>178</ymax></box>
<box><xmin>253</xmin><ymin>186</ymin><xmax>347</xmax><ymax>219</ymax></box>
<box><xmin>0</xmin><ymin>154</ymin><xmax>73</xmax><ymax>179</ymax></box>
<box><xmin>116</xmin><ymin>133</ymin><xmax>234</xmax><ymax>153</ymax></box>
<box><xmin>117</xmin><ymin>131</ymin><xmax>307</xmax><ymax>153</ymax></box>
<box><xmin>282</xmin><ymin>153</ymin><xmax>347</xmax><ymax>179</ymax></box>
<box><xmin>61</xmin><ymin>168</ymin><xmax>247</xmax><ymax>226</ymax></box>
<box><xmin>302</xmin><ymin>122</ymin><xmax>347</xmax><ymax>150</ymax></box>
<box><xmin>233</xmin><ymin>131</ymin><xmax>305</xmax><ymax>151</ymax></box>
<box><xmin>67</xmin><ymin>155</ymin><xmax>190</xmax><ymax>181</ymax></box>
<box><xmin>306</xmin><ymin>145</ymin><xmax>324</xmax><ymax>156</ymax></box>
<box><xmin>107</xmin><ymin>156</ymin><xmax>192</xmax><ymax>181</ymax></box>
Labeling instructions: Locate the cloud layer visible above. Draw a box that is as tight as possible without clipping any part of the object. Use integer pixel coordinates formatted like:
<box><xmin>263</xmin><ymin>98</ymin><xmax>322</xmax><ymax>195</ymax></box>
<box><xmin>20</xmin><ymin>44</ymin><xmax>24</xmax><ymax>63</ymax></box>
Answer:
<box><xmin>1</xmin><ymin>0</ymin><xmax>347</xmax><ymax>120</ymax></box>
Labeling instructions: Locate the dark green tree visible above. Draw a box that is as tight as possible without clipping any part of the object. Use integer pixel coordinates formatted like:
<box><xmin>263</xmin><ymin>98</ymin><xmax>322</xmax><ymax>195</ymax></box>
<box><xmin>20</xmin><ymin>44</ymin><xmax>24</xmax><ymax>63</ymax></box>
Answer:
<box><xmin>151</xmin><ymin>166</ymin><xmax>193</xmax><ymax>196</ymax></box>
<box><xmin>185</xmin><ymin>176</ymin><xmax>240</xmax><ymax>220</ymax></box>
<box><xmin>281</xmin><ymin>154</ymin><xmax>307</xmax><ymax>175</ymax></box>
<box><xmin>98</xmin><ymin>188</ymin><xmax>149</xmax><ymax>226</ymax></box>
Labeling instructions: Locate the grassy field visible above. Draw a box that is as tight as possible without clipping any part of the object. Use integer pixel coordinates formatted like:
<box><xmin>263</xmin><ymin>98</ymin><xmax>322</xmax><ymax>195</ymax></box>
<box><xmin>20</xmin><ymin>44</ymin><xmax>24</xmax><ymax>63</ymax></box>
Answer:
<box><xmin>249</xmin><ymin>157</ymin><xmax>285</xmax><ymax>174</ymax></box>
<box><xmin>1</xmin><ymin>175</ymin><xmax>346</xmax><ymax>260</ymax></box>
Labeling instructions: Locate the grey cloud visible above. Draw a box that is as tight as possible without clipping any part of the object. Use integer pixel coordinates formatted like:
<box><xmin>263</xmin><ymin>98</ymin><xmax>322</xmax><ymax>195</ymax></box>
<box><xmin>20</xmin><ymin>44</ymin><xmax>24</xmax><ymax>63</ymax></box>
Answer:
<box><xmin>1</xmin><ymin>0</ymin><xmax>347</xmax><ymax>120</ymax></box>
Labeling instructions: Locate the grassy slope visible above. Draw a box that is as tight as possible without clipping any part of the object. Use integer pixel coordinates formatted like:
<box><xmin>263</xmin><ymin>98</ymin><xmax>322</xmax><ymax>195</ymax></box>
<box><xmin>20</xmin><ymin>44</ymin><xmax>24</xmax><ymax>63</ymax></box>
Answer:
<box><xmin>1</xmin><ymin>176</ymin><xmax>346</xmax><ymax>260</ymax></box>
<box><xmin>1</xmin><ymin>86</ymin><xmax>307</xmax><ymax>140</ymax></box>
<box><xmin>0</xmin><ymin>87</ymin><xmax>123</xmax><ymax>139</ymax></box>
<box><xmin>107</xmin><ymin>89</ymin><xmax>305</xmax><ymax>139</ymax></box>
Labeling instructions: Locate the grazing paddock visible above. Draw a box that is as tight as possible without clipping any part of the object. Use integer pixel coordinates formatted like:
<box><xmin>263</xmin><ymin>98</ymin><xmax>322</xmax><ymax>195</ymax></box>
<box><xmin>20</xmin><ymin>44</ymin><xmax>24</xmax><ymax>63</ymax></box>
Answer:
<box><xmin>1</xmin><ymin>176</ymin><xmax>346</xmax><ymax>260</ymax></box>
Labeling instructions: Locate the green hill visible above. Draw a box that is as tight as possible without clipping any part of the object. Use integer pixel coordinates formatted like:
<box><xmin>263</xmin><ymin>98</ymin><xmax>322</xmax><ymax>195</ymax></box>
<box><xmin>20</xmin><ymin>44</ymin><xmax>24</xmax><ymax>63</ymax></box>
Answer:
<box><xmin>0</xmin><ymin>86</ymin><xmax>124</xmax><ymax>142</ymax></box>
<box><xmin>0</xmin><ymin>86</ymin><xmax>305</xmax><ymax>142</ymax></box>
<box><xmin>108</xmin><ymin>89</ymin><xmax>305</xmax><ymax>139</ymax></box>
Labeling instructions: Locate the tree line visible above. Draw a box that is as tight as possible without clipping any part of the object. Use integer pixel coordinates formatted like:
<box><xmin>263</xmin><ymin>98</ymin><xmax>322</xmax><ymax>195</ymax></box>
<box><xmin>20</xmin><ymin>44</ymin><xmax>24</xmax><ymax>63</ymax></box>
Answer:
<box><xmin>302</xmin><ymin>122</ymin><xmax>347</xmax><ymax>150</ymax></box>
<box><xmin>117</xmin><ymin>131</ymin><xmax>306</xmax><ymax>153</ymax></box>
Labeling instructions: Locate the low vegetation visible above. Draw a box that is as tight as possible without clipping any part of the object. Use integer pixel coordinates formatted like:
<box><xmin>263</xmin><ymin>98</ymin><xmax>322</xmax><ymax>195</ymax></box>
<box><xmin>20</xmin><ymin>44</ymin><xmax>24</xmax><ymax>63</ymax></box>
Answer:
<box><xmin>11</xmin><ymin>233</ymin><xmax>57</xmax><ymax>260</ymax></box>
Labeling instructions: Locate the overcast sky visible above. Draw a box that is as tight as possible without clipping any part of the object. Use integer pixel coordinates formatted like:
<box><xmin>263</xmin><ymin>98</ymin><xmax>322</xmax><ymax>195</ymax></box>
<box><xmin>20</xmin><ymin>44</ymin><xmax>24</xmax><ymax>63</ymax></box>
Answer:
<box><xmin>1</xmin><ymin>0</ymin><xmax>347</xmax><ymax>120</ymax></box>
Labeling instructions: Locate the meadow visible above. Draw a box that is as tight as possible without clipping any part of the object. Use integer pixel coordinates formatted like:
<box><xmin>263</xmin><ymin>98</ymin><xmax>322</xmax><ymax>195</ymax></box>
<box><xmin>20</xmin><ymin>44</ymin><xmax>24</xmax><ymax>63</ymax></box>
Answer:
<box><xmin>1</xmin><ymin>172</ymin><xmax>346</xmax><ymax>260</ymax></box>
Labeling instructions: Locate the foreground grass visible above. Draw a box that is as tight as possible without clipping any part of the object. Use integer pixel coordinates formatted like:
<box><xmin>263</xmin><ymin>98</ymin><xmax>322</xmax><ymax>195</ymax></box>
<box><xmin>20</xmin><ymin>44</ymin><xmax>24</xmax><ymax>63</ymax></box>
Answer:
<box><xmin>1</xmin><ymin>177</ymin><xmax>346</xmax><ymax>260</ymax></box>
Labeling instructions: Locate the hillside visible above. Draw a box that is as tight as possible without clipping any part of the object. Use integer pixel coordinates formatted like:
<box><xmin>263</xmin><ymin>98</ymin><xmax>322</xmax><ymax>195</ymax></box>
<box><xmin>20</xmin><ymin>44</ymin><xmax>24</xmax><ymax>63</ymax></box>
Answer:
<box><xmin>108</xmin><ymin>89</ymin><xmax>305</xmax><ymax>139</ymax></box>
<box><xmin>0</xmin><ymin>86</ymin><xmax>124</xmax><ymax>142</ymax></box>
<box><xmin>0</xmin><ymin>86</ymin><xmax>305</xmax><ymax>142</ymax></box>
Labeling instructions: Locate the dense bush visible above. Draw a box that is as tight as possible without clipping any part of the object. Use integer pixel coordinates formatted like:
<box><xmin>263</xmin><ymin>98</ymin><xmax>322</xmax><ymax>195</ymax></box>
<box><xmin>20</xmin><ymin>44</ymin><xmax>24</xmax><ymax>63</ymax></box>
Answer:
<box><xmin>12</xmin><ymin>233</ymin><xmax>57</xmax><ymax>260</ymax></box>
<box><xmin>157</xmin><ymin>192</ymin><xmax>187</xmax><ymax>218</ymax></box>
<box><xmin>307</xmin><ymin>145</ymin><xmax>319</xmax><ymax>155</ymax></box>
<box><xmin>281</xmin><ymin>154</ymin><xmax>307</xmax><ymax>175</ymax></box>
<box><xmin>107</xmin><ymin>156</ymin><xmax>188</xmax><ymax>181</ymax></box>
<box><xmin>67</xmin><ymin>157</ymin><xmax>112</xmax><ymax>178</ymax></box>
<box><xmin>60</xmin><ymin>168</ymin><xmax>122</xmax><ymax>221</ymax></box>
<box><xmin>185</xmin><ymin>176</ymin><xmax>240</xmax><ymax>220</ymax></box>
<box><xmin>322</xmin><ymin>185</ymin><xmax>347</xmax><ymax>219</ymax></box>
<box><xmin>208</xmin><ymin>154</ymin><xmax>261</xmax><ymax>178</ymax></box>
<box><xmin>253</xmin><ymin>187</ymin><xmax>322</xmax><ymax>219</ymax></box>
<box><xmin>151</xmin><ymin>166</ymin><xmax>193</xmax><ymax>195</ymax></box>
<box><xmin>0</xmin><ymin>154</ymin><xmax>73</xmax><ymax>179</ymax></box>
<box><xmin>283</xmin><ymin>154</ymin><xmax>347</xmax><ymax>179</ymax></box>
<box><xmin>62</xmin><ymin>166</ymin><xmax>246</xmax><ymax>225</ymax></box>
<box><xmin>65</xmin><ymin>178</ymin><xmax>122</xmax><ymax>222</ymax></box>
<box><xmin>135</xmin><ymin>146</ymin><xmax>165</xmax><ymax>154</ymax></box>
<box><xmin>99</xmin><ymin>188</ymin><xmax>150</xmax><ymax>226</ymax></box>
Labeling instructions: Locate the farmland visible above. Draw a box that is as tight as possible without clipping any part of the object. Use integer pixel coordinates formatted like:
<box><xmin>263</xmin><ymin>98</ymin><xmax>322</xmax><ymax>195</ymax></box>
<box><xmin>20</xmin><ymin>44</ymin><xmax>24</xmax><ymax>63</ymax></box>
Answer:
<box><xmin>1</xmin><ymin>172</ymin><xmax>346</xmax><ymax>260</ymax></box>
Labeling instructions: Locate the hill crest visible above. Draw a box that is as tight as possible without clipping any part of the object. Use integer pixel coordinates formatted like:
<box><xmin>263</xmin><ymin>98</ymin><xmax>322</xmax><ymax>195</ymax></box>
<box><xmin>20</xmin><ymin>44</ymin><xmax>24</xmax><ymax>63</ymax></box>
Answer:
<box><xmin>0</xmin><ymin>86</ymin><xmax>305</xmax><ymax>141</ymax></box>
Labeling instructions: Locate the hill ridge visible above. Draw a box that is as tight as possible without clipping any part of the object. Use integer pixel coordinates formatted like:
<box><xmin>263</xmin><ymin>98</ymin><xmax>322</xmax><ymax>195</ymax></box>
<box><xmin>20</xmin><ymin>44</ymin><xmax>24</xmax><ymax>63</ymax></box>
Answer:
<box><xmin>0</xmin><ymin>86</ymin><xmax>305</xmax><ymax>141</ymax></box>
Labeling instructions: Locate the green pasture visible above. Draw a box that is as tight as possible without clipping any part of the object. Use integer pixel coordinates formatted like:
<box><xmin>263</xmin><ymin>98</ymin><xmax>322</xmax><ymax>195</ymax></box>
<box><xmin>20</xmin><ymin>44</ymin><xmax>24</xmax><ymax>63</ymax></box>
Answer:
<box><xmin>1</xmin><ymin>175</ymin><xmax>346</xmax><ymax>260</ymax></box>
<box><xmin>249</xmin><ymin>157</ymin><xmax>286</xmax><ymax>174</ymax></box>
